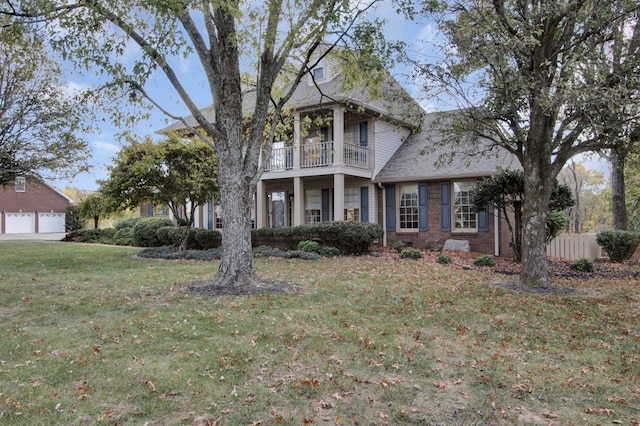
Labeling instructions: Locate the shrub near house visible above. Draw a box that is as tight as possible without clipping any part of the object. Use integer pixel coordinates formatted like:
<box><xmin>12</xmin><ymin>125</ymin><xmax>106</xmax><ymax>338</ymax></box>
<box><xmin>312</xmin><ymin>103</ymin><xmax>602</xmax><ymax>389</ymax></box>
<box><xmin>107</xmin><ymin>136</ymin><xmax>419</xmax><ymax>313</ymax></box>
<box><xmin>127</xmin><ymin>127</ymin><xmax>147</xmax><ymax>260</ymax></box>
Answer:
<box><xmin>67</xmin><ymin>218</ymin><xmax>381</xmax><ymax>256</ymax></box>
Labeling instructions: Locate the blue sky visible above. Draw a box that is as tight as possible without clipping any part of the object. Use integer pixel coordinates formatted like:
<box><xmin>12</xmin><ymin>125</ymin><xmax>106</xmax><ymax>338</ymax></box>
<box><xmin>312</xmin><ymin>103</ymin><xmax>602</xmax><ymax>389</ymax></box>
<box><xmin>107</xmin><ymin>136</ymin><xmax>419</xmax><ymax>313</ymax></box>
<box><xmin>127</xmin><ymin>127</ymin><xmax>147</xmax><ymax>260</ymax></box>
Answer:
<box><xmin>53</xmin><ymin>2</ymin><xmax>609</xmax><ymax>192</ymax></box>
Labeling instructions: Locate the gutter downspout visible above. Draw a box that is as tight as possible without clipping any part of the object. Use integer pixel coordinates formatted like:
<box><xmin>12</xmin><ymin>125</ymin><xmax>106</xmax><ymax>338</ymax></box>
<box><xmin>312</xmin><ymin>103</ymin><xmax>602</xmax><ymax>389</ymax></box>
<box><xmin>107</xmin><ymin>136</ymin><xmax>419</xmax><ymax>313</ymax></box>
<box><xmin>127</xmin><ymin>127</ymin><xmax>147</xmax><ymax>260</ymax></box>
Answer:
<box><xmin>378</xmin><ymin>182</ymin><xmax>386</xmax><ymax>247</ymax></box>
<box><xmin>494</xmin><ymin>204</ymin><xmax>500</xmax><ymax>257</ymax></box>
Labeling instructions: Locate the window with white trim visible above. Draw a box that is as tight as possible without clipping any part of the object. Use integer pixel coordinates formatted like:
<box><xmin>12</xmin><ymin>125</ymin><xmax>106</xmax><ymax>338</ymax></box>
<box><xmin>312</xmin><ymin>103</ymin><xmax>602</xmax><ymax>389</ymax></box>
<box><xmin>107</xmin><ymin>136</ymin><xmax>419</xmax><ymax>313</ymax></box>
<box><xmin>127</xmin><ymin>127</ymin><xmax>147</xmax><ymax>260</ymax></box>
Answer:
<box><xmin>398</xmin><ymin>184</ymin><xmax>419</xmax><ymax>229</ymax></box>
<box><xmin>344</xmin><ymin>187</ymin><xmax>360</xmax><ymax>222</ymax></box>
<box><xmin>453</xmin><ymin>181</ymin><xmax>477</xmax><ymax>232</ymax></box>
<box><xmin>305</xmin><ymin>189</ymin><xmax>321</xmax><ymax>225</ymax></box>
<box><xmin>312</xmin><ymin>67</ymin><xmax>324</xmax><ymax>81</ymax></box>
<box><xmin>15</xmin><ymin>176</ymin><xmax>25</xmax><ymax>192</ymax></box>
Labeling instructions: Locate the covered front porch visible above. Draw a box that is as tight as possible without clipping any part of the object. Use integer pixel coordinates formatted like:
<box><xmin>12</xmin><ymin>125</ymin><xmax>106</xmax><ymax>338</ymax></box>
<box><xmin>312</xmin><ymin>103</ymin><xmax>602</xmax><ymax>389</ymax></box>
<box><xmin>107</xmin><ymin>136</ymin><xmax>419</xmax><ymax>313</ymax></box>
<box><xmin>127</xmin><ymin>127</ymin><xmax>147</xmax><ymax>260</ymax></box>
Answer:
<box><xmin>255</xmin><ymin>175</ymin><xmax>377</xmax><ymax>229</ymax></box>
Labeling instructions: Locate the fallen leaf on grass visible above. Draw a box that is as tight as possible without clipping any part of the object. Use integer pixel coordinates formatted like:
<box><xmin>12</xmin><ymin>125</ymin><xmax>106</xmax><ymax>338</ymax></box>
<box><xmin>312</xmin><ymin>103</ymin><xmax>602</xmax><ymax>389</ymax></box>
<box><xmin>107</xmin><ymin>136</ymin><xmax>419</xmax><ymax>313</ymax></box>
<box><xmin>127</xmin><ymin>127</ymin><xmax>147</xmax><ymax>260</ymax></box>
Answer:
<box><xmin>543</xmin><ymin>411</ymin><xmax>560</xmax><ymax>419</ymax></box>
<box><xmin>193</xmin><ymin>416</ymin><xmax>219</xmax><ymax>426</ymax></box>
<box><xmin>432</xmin><ymin>380</ymin><xmax>447</xmax><ymax>389</ymax></box>
<box><xmin>585</xmin><ymin>407</ymin><xmax>615</xmax><ymax>416</ymax></box>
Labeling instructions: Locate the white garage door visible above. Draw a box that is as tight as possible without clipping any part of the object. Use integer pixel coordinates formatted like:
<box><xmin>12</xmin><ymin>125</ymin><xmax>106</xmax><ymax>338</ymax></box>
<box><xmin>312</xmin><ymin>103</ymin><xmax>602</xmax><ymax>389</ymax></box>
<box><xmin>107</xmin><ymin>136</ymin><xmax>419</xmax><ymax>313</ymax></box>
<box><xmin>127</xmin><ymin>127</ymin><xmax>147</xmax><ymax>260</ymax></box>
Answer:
<box><xmin>5</xmin><ymin>212</ymin><xmax>36</xmax><ymax>234</ymax></box>
<box><xmin>38</xmin><ymin>212</ymin><xmax>66</xmax><ymax>233</ymax></box>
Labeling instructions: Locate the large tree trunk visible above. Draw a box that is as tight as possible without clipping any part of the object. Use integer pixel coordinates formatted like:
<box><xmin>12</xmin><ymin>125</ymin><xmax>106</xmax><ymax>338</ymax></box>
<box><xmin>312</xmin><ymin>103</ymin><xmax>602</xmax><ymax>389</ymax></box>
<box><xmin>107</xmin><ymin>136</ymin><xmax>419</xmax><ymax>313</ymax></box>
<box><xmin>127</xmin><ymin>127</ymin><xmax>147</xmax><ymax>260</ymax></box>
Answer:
<box><xmin>611</xmin><ymin>149</ymin><xmax>628</xmax><ymax>230</ymax></box>
<box><xmin>520</xmin><ymin>172</ymin><xmax>552</xmax><ymax>287</ymax></box>
<box><xmin>211</xmin><ymin>161</ymin><xmax>260</xmax><ymax>288</ymax></box>
<box><xmin>519</xmin><ymin>110</ymin><xmax>555</xmax><ymax>287</ymax></box>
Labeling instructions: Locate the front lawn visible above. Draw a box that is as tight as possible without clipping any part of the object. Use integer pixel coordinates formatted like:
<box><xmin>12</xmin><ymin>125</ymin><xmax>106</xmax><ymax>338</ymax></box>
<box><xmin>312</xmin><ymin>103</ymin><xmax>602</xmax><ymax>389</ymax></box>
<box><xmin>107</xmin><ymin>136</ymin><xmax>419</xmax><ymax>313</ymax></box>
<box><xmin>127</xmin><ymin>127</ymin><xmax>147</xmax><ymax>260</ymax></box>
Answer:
<box><xmin>0</xmin><ymin>242</ymin><xmax>638</xmax><ymax>425</ymax></box>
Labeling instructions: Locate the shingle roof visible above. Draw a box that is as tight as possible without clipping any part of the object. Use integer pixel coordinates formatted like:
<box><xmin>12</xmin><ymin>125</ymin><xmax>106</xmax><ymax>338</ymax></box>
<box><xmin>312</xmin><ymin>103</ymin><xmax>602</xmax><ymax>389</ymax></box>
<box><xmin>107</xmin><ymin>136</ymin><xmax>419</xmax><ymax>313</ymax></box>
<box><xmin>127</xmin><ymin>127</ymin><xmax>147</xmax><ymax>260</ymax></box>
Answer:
<box><xmin>157</xmin><ymin>68</ymin><xmax>424</xmax><ymax>135</ymax></box>
<box><xmin>373</xmin><ymin>111</ymin><xmax>520</xmax><ymax>183</ymax></box>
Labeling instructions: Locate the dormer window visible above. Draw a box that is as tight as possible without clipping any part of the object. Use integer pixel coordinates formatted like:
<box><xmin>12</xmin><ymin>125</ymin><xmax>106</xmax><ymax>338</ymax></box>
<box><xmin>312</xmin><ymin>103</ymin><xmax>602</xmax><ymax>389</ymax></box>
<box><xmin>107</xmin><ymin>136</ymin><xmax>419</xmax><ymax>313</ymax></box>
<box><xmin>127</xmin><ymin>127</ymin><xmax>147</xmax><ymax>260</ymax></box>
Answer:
<box><xmin>312</xmin><ymin>66</ymin><xmax>324</xmax><ymax>81</ymax></box>
<box><xmin>15</xmin><ymin>176</ymin><xmax>26</xmax><ymax>192</ymax></box>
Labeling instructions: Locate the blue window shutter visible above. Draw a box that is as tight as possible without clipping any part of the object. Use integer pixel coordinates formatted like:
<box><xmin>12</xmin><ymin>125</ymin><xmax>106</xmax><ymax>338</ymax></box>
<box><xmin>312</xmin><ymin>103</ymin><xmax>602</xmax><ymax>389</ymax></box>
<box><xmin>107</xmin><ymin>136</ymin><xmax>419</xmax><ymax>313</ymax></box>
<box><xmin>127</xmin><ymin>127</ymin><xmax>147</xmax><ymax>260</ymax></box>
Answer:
<box><xmin>386</xmin><ymin>184</ymin><xmax>396</xmax><ymax>232</ymax></box>
<box><xmin>419</xmin><ymin>183</ymin><xmax>428</xmax><ymax>232</ymax></box>
<box><xmin>359</xmin><ymin>122</ymin><xmax>368</xmax><ymax>147</ymax></box>
<box><xmin>440</xmin><ymin>182</ymin><xmax>451</xmax><ymax>232</ymax></box>
<box><xmin>360</xmin><ymin>186</ymin><xmax>369</xmax><ymax>222</ymax></box>
<box><xmin>321</xmin><ymin>188</ymin><xmax>330</xmax><ymax>221</ymax></box>
<box><xmin>147</xmin><ymin>202</ymin><xmax>153</xmax><ymax>217</ymax></box>
<box><xmin>478</xmin><ymin>205</ymin><xmax>489</xmax><ymax>232</ymax></box>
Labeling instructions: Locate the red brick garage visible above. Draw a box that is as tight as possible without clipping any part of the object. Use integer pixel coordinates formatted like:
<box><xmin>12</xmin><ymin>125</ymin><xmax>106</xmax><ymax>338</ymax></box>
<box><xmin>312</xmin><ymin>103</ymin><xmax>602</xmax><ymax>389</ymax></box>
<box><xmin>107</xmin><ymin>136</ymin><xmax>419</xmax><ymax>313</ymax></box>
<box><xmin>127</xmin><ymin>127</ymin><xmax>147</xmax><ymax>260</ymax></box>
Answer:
<box><xmin>0</xmin><ymin>177</ymin><xmax>72</xmax><ymax>234</ymax></box>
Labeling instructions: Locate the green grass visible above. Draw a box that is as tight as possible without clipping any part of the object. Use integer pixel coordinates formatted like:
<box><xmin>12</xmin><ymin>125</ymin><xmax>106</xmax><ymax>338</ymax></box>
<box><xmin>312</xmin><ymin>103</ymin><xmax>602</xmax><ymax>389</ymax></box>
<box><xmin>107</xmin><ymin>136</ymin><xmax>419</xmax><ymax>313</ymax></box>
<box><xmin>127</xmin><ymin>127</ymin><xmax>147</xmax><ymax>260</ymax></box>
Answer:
<box><xmin>0</xmin><ymin>242</ymin><xmax>638</xmax><ymax>425</ymax></box>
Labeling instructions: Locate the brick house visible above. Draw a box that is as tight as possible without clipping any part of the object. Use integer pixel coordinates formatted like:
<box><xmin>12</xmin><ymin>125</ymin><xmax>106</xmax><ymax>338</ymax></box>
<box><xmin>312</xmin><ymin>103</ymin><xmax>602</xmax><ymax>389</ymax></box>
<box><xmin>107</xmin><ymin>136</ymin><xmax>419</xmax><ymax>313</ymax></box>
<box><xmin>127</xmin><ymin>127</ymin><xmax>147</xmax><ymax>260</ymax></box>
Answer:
<box><xmin>0</xmin><ymin>176</ymin><xmax>72</xmax><ymax>234</ymax></box>
<box><xmin>373</xmin><ymin>113</ymin><xmax>517</xmax><ymax>255</ymax></box>
<box><xmin>157</xmin><ymin>53</ymin><xmax>519</xmax><ymax>256</ymax></box>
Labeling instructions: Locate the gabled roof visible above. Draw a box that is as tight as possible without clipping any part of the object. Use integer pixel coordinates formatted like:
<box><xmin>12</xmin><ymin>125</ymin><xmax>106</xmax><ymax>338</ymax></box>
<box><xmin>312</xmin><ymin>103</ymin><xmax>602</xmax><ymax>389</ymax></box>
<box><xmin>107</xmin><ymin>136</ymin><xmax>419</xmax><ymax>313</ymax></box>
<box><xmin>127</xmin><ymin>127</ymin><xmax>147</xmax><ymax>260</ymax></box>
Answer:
<box><xmin>373</xmin><ymin>111</ymin><xmax>520</xmax><ymax>183</ymax></box>
<box><xmin>158</xmin><ymin>58</ymin><xmax>423</xmax><ymax>135</ymax></box>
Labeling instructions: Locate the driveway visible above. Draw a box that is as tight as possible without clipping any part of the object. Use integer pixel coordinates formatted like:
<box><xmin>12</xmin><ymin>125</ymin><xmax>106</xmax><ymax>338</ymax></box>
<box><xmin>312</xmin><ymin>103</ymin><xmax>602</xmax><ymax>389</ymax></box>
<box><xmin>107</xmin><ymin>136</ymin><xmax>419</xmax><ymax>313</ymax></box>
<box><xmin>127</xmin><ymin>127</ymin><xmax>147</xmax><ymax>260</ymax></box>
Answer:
<box><xmin>0</xmin><ymin>233</ymin><xmax>66</xmax><ymax>241</ymax></box>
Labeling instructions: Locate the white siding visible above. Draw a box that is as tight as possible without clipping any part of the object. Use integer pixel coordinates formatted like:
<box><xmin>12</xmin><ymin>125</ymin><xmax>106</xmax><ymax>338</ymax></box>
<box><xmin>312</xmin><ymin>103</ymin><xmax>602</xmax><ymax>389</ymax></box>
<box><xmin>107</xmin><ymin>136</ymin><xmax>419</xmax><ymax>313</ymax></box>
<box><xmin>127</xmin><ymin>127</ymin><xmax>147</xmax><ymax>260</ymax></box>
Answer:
<box><xmin>372</xmin><ymin>120</ymin><xmax>411</xmax><ymax>177</ymax></box>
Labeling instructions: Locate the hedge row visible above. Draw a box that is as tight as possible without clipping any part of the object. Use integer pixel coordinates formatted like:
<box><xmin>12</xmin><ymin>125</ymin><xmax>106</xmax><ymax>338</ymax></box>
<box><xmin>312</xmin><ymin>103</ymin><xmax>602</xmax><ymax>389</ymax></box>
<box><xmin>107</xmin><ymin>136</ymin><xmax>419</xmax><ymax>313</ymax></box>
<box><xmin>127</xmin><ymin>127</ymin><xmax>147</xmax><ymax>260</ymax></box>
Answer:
<box><xmin>252</xmin><ymin>222</ymin><xmax>383</xmax><ymax>255</ymax></box>
<box><xmin>67</xmin><ymin>218</ymin><xmax>383</xmax><ymax>255</ymax></box>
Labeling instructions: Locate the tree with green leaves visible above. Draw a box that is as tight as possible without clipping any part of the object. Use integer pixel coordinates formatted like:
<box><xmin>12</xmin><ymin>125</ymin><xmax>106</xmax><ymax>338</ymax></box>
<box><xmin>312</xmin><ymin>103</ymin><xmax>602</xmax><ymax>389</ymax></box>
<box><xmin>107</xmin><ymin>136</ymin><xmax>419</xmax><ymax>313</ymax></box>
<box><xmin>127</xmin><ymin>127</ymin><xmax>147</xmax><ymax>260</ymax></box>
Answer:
<box><xmin>79</xmin><ymin>192</ymin><xmax>110</xmax><ymax>229</ymax></box>
<box><xmin>472</xmin><ymin>169</ymin><xmax>574</xmax><ymax>262</ymax></box>
<box><xmin>100</xmin><ymin>135</ymin><xmax>218</xmax><ymax>249</ymax></box>
<box><xmin>0</xmin><ymin>19</ymin><xmax>90</xmax><ymax>186</ymax></box>
<box><xmin>2</xmin><ymin>0</ymin><xmax>386</xmax><ymax>291</ymax></box>
<box><xmin>409</xmin><ymin>0</ymin><xmax>640</xmax><ymax>287</ymax></box>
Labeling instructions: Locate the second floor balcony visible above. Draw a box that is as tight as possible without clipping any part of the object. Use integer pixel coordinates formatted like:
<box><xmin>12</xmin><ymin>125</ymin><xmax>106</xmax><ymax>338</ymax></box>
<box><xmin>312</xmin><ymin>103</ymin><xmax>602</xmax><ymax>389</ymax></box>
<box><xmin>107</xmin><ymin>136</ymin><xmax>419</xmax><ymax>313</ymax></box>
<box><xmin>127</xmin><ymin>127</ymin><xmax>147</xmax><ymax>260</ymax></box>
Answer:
<box><xmin>265</xmin><ymin>140</ymin><xmax>370</xmax><ymax>172</ymax></box>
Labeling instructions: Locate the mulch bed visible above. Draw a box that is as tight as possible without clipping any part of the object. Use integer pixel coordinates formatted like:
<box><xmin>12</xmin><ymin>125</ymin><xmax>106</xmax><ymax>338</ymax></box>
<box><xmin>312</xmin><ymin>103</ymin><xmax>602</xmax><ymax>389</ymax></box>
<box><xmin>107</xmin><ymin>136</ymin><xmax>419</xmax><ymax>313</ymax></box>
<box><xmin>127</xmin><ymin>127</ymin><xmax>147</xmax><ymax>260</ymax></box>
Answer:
<box><xmin>379</xmin><ymin>248</ymin><xmax>640</xmax><ymax>280</ymax></box>
<box><xmin>187</xmin><ymin>279</ymin><xmax>295</xmax><ymax>297</ymax></box>
<box><xmin>377</xmin><ymin>248</ymin><xmax>640</xmax><ymax>296</ymax></box>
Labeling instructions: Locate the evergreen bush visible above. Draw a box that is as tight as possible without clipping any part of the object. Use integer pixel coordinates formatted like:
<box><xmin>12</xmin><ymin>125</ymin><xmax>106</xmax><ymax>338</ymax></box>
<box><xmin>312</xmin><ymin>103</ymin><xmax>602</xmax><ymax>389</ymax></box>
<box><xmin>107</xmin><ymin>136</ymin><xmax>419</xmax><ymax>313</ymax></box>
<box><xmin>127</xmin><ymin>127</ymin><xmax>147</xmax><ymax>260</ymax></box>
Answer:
<box><xmin>252</xmin><ymin>222</ymin><xmax>383</xmax><ymax>255</ymax></box>
<box><xmin>194</xmin><ymin>228</ymin><xmax>222</xmax><ymax>250</ymax></box>
<box><xmin>570</xmin><ymin>258</ymin><xmax>594</xmax><ymax>273</ymax></box>
<box><xmin>297</xmin><ymin>240</ymin><xmax>339</xmax><ymax>257</ymax></box>
<box><xmin>596</xmin><ymin>230</ymin><xmax>640</xmax><ymax>263</ymax></box>
<box><xmin>114</xmin><ymin>217</ymin><xmax>142</xmax><ymax>230</ymax></box>
<box><xmin>473</xmin><ymin>255</ymin><xmax>496</xmax><ymax>267</ymax></box>
<box><xmin>392</xmin><ymin>241</ymin><xmax>408</xmax><ymax>253</ymax></box>
<box><xmin>133</xmin><ymin>217</ymin><xmax>175</xmax><ymax>247</ymax></box>
<box><xmin>298</xmin><ymin>240</ymin><xmax>321</xmax><ymax>253</ymax></box>
<box><xmin>138</xmin><ymin>247</ymin><xmax>222</xmax><ymax>260</ymax></box>
<box><xmin>113</xmin><ymin>227</ymin><xmax>135</xmax><ymax>246</ymax></box>
<box><xmin>72</xmin><ymin>228</ymin><xmax>115</xmax><ymax>244</ymax></box>
<box><xmin>156</xmin><ymin>226</ymin><xmax>180</xmax><ymax>246</ymax></box>
<box><xmin>65</xmin><ymin>204</ymin><xmax>84</xmax><ymax>233</ymax></box>
<box><xmin>400</xmin><ymin>248</ymin><xmax>422</xmax><ymax>259</ymax></box>
<box><xmin>437</xmin><ymin>254</ymin><xmax>452</xmax><ymax>264</ymax></box>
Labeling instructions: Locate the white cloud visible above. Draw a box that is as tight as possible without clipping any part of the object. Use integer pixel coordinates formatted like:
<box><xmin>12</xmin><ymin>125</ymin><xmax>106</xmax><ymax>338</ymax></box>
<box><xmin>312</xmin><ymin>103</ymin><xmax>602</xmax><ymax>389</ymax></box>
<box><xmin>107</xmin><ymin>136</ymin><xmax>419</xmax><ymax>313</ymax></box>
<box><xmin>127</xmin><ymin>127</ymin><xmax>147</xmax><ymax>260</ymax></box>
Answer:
<box><xmin>93</xmin><ymin>140</ymin><xmax>121</xmax><ymax>155</ymax></box>
<box><xmin>63</xmin><ymin>81</ymin><xmax>91</xmax><ymax>97</ymax></box>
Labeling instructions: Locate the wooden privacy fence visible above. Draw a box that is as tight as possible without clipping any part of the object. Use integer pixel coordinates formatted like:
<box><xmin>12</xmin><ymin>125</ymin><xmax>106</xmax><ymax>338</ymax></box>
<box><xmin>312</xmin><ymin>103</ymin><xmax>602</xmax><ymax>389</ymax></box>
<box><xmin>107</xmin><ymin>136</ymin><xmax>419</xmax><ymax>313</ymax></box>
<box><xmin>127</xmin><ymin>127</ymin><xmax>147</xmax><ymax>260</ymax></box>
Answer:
<box><xmin>546</xmin><ymin>233</ymin><xmax>602</xmax><ymax>260</ymax></box>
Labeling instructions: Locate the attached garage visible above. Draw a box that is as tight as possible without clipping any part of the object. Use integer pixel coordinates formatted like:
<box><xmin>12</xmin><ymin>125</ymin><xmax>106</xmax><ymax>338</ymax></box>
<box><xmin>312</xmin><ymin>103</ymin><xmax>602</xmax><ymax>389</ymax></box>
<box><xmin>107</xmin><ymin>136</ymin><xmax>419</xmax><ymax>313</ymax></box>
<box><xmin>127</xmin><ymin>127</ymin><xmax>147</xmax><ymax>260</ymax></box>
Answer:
<box><xmin>38</xmin><ymin>212</ymin><xmax>66</xmax><ymax>233</ymax></box>
<box><xmin>4</xmin><ymin>212</ymin><xmax>36</xmax><ymax>234</ymax></box>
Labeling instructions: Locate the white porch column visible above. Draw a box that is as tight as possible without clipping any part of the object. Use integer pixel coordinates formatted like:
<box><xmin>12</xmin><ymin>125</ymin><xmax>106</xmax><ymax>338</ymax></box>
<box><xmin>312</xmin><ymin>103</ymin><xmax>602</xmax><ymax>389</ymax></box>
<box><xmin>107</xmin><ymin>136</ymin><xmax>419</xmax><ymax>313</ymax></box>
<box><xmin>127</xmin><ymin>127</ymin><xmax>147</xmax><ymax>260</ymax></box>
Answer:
<box><xmin>333</xmin><ymin>107</ymin><xmax>344</xmax><ymax>167</ymax></box>
<box><xmin>294</xmin><ymin>177</ymin><xmax>304</xmax><ymax>226</ymax></box>
<box><xmin>334</xmin><ymin>173</ymin><xmax>345</xmax><ymax>221</ymax></box>
<box><xmin>256</xmin><ymin>180</ymin><xmax>266</xmax><ymax>229</ymax></box>
<box><xmin>293</xmin><ymin>113</ymin><xmax>301</xmax><ymax>170</ymax></box>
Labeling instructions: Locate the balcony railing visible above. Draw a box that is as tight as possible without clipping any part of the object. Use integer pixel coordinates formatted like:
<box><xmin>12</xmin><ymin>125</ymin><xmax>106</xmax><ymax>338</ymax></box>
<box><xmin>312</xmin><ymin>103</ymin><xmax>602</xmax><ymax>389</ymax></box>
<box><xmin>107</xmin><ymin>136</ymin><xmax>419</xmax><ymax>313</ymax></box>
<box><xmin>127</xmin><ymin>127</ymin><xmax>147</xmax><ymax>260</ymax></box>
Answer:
<box><xmin>343</xmin><ymin>143</ymin><xmax>369</xmax><ymax>169</ymax></box>
<box><xmin>302</xmin><ymin>141</ymin><xmax>334</xmax><ymax>168</ymax></box>
<box><xmin>265</xmin><ymin>144</ymin><xmax>293</xmax><ymax>172</ymax></box>
<box><xmin>265</xmin><ymin>140</ymin><xmax>370</xmax><ymax>172</ymax></box>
